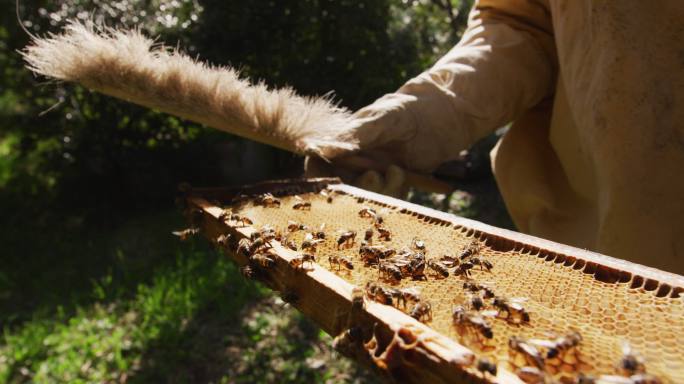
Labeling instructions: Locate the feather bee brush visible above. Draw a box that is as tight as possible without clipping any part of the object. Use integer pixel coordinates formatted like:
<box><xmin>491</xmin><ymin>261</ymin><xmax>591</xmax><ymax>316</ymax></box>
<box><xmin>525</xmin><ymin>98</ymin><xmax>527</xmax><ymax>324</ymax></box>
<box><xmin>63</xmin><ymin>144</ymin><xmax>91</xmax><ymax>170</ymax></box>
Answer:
<box><xmin>22</xmin><ymin>20</ymin><xmax>357</xmax><ymax>158</ymax></box>
<box><xmin>22</xmin><ymin>20</ymin><xmax>453</xmax><ymax>193</ymax></box>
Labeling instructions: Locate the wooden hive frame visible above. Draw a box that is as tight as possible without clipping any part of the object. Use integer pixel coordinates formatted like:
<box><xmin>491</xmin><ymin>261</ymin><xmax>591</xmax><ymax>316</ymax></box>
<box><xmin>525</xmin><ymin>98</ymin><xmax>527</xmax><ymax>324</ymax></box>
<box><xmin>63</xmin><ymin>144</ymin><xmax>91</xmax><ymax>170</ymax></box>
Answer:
<box><xmin>180</xmin><ymin>178</ymin><xmax>684</xmax><ymax>384</ymax></box>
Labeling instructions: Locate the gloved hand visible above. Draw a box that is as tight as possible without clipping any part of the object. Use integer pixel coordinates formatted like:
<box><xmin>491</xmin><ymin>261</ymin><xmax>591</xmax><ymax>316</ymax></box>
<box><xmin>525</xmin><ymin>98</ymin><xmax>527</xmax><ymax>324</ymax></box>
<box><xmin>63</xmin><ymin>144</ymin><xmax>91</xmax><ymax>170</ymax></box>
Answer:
<box><xmin>304</xmin><ymin>94</ymin><xmax>424</xmax><ymax>198</ymax></box>
<box><xmin>304</xmin><ymin>155</ymin><xmax>408</xmax><ymax>198</ymax></box>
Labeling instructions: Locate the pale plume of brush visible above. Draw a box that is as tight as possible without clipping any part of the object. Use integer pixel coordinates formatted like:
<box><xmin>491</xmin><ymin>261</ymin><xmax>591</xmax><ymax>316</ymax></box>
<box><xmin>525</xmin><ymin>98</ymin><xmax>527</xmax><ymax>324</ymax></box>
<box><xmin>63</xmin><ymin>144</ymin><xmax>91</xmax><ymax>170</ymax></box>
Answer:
<box><xmin>21</xmin><ymin>20</ymin><xmax>357</xmax><ymax>157</ymax></box>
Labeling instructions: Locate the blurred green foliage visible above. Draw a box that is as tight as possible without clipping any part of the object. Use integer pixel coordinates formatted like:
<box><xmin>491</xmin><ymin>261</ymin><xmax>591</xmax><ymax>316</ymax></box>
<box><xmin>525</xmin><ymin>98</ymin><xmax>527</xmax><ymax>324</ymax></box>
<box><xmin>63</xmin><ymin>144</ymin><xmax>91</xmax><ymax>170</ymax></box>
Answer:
<box><xmin>0</xmin><ymin>1</ymin><xmax>477</xmax><ymax>382</ymax></box>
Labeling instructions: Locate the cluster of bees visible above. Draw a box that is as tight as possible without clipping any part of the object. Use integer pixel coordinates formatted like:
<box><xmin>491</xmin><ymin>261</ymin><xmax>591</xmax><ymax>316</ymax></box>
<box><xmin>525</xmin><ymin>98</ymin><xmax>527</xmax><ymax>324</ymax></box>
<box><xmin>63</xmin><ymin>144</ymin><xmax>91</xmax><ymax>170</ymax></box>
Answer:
<box><xmin>253</xmin><ymin>192</ymin><xmax>314</xmax><ymax>210</ymax></box>
<box><xmin>177</xmin><ymin>190</ymin><xmax>664</xmax><ymax>384</ymax></box>
<box><xmin>558</xmin><ymin>343</ymin><xmax>663</xmax><ymax>384</ymax></box>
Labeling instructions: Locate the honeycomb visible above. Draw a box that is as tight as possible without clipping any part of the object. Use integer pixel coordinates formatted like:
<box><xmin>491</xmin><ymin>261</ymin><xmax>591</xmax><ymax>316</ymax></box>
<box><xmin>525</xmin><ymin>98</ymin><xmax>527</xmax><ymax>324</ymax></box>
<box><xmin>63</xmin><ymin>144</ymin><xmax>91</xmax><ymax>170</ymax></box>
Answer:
<box><xmin>220</xmin><ymin>188</ymin><xmax>684</xmax><ymax>383</ymax></box>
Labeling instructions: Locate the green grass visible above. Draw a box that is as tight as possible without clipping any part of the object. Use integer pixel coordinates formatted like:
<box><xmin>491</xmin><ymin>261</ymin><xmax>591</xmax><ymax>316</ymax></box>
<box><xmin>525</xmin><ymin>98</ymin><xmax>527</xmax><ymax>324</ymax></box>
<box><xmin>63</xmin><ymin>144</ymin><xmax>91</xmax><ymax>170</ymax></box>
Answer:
<box><xmin>0</xmin><ymin>217</ymin><xmax>258</xmax><ymax>382</ymax></box>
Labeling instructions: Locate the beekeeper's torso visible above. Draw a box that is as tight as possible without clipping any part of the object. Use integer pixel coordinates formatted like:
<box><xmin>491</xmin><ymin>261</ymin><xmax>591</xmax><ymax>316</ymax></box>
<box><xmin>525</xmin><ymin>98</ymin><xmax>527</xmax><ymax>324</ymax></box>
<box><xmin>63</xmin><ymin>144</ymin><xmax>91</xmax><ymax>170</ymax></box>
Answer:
<box><xmin>349</xmin><ymin>0</ymin><xmax>684</xmax><ymax>273</ymax></box>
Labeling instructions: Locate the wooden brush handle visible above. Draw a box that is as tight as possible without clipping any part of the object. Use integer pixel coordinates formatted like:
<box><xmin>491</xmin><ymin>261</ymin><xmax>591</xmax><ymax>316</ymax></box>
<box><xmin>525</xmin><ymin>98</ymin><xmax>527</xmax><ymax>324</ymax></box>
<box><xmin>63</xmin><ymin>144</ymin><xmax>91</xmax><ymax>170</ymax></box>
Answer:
<box><xmin>333</xmin><ymin>155</ymin><xmax>454</xmax><ymax>195</ymax></box>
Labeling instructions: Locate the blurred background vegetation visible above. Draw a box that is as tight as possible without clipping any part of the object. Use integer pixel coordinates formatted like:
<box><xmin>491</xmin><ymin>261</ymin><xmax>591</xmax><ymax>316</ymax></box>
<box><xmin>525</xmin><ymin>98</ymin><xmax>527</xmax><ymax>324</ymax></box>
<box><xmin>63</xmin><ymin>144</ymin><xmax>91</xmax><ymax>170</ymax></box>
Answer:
<box><xmin>0</xmin><ymin>0</ymin><xmax>512</xmax><ymax>382</ymax></box>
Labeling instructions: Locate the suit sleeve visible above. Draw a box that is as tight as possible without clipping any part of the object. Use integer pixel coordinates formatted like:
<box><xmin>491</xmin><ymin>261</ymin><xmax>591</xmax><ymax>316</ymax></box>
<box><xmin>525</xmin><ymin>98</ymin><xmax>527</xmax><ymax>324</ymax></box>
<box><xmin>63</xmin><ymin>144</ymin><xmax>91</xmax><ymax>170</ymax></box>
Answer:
<box><xmin>352</xmin><ymin>0</ymin><xmax>557</xmax><ymax>172</ymax></box>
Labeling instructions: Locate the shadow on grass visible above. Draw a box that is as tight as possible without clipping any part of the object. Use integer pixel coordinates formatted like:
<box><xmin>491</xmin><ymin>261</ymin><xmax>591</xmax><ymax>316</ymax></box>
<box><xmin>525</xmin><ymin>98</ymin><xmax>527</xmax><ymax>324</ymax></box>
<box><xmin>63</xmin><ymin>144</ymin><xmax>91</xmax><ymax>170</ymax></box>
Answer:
<box><xmin>0</xmin><ymin>210</ymin><xmax>193</xmax><ymax>329</ymax></box>
<box><xmin>124</xmin><ymin>247</ymin><xmax>378</xmax><ymax>383</ymax></box>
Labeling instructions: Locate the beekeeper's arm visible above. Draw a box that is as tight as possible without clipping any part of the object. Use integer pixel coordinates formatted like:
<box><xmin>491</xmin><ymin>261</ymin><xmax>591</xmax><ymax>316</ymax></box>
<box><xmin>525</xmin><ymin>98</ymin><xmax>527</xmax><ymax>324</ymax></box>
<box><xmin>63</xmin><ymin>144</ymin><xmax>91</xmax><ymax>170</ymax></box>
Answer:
<box><xmin>307</xmin><ymin>0</ymin><xmax>557</xmax><ymax>194</ymax></box>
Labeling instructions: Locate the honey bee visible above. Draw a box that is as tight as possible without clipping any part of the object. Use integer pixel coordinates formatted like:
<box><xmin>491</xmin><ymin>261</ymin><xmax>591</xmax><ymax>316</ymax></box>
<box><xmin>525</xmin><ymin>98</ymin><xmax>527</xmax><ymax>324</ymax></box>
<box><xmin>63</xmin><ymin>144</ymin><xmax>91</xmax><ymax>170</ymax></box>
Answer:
<box><xmin>258</xmin><ymin>225</ymin><xmax>277</xmax><ymax>237</ymax></box>
<box><xmin>407</xmin><ymin>256</ymin><xmax>427</xmax><ymax>281</ymax></box>
<box><xmin>301</xmin><ymin>233</ymin><xmax>325</xmax><ymax>253</ymax></box>
<box><xmin>378</xmin><ymin>261</ymin><xmax>403</xmax><ymax>283</ymax></box>
<box><xmin>249</xmin><ymin>231</ymin><xmax>262</xmax><ymax>242</ymax></box>
<box><xmin>283</xmin><ymin>238</ymin><xmax>298</xmax><ymax>251</ymax></box>
<box><xmin>336</xmin><ymin>231</ymin><xmax>357</xmax><ymax>249</ymax></box>
<box><xmin>216</xmin><ymin>233</ymin><xmax>231</xmax><ymax>246</ymax></box>
<box><xmin>411</xmin><ymin>237</ymin><xmax>426</xmax><ymax>251</ymax></box>
<box><xmin>373</xmin><ymin>210</ymin><xmax>386</xmax><ymax>226</ymax></box>
<box><xmin>462</xmin><ymin>281</ymin><xmax>496</xmax><ymax>299</ymax></box>
<box><xmin>236</xmin><ymin>238</ymin><xmax>253</xmax><ymax>257</ymax></box>
<box><xmin>540</xmin><ymin>331</ymin><xmax>582</xmax><ymax>359</ymax></box>
<box><xmin>409</xmin><ymin>301</ymin><xmax>433</xmax><ymax>322</ymax></box>
<box><xmin>618</xmin><ymin>342</ymin><xmax>645</xmax><ymax>376</ymax></box>
<box><xmin>427</xmin><ymin>259</ymin><xmax>450</xmax><ymax>278</ymax></box>
<box><xmin>380</xmin><ymin>248</ymin><xmax>397</xmax><ymax>259</ymax></box>
<box><xmin>509</xmin><ymin>336</ymin><xmax>545</xmax><ymax>369</ymax></box>
<box><xmin>476</xmin><ymin>357</ymin><xmax>497</xmax><ymax>377</ymax></box>
<box><xmin>292</xmin><ymin>195</ymin><xmax>312</xmax><ymax>210</ymax></box>
<box><xmin>515</xmin><ymin>366</ymin><xmax>546</xmax><ymax>384</ymax></box>
<box><xmin>452</xmin><ymin>305</ymin><xmax>493</xmax><ymax>339</ymax></box>
<box><xmin>319</xmin><ymin>189</ymin><xmax>334</xmax><ymax>203</ymax></box>
<box><xmin>231</xmin><ymin>214</ymin><xmax>253</xmax><ymax>227</ymax></box>
<box><xmin>251</xmin><ymin>252</ymin><xmax>276</xmax><ymax>269</ymax></box>
<box><xmin>218</xmin><ymin>209</ymin><xmax>232</xmax><ymax>222</ymax></box>
<box><xmin>328</xmin><ymin>255</ymin><xmax>354</xmax><ymax>271</ymax></box>
<box><xmin>364</xmin><ymin>281</ymin><xmax>379</xmax><ymax>293</ymax></box>
<box><xmin>254</xmin><ymin>193</ymin><xmax>281</xmax><ymax>207</ymax></box>
<box><xmin>409</xmin><ymin>250</ymin><xmax>425</xmax><ymax>264</ymax></box>
<box><xmin>172</xmin><ymin>228</ymin><xmax>200</xmax><ymax>241</ymax></box>
<box><xmin>470</xmin><ymin>257</ymin><xmax>494</xmax><ymax>272</ymax></box>
<box><xmin>250</xmin><ymin>237</ymin><xmax>274</xmax><ymax>254</ymax></box>
<box><xmin>248</xmin><ymin>238</ymin><xmax>266</xmax><ymax>254</ymax></box>
<box><xmin>289</xmin><ymin>253</ymin><xmax>316</xmax><ymax>270</ymax></box>
<box><xmin>373</xmin><ymin>289</ymin><xmax>393</xmax><ymax>306</ymax></box>
<box><xmin>467</xmin><ymin>293</ymin><xmax>485</xmax><ymax>311</ymax></box>
<box><xmin>313</xmin><ymin>224</ymin><xmax>327</xmax><ymax>239</ymax></box>
<box><xmin>364</xmin><ymin>228</ymin><xmax>374</xmax><ymax>243</ymax></box>
<box><xmin>454</xmin><ymin>261</ymin><xmax>474</xmax><ymax>278</ymax></box>
<box><xmin>292</xmin><ymin>201</ymin><xmax>312</xmax><ymax>210</ymax></box>
<box><xmin>249</xmin><ymin>229</ymin><xmax>277</xmax><ymax>250</ymax></box>
<box><xmin>351</xmin><ymin>286</ymin><xmax>365</xmax><ymax>312</ymax></box>
<box><xmin>395</xmin><ymin>287</ymin><xmax>421</xmax><ymax>309</ymax></box>
<box><xmin>240</xmin><ymin>265</ymin><xmax>257</xmax><ymax>279</ymax></box>
<box><xmin>376</xmin><ymin>226</ymin><xmax>392</xmax><ymax>241</ymax></box>
<box><xmin>332</xmin><ymin>326</ymin><xmax>364</xmax><ymax>356</ymax></box>
<box><xmin>451</xmin><ymin>305</ymin><xmax>466</xmax><ymax>321</ymax></box>
<box><xmin>391</xmin><ymin>255</ymin><xmax>412</xmax><ymax>275</ymax></box>
<box><xmin>460</xmin><ymin>240</ymin><xmax>481</xmax><ymax>260</ymax></box>
<box><xmin>439</xmin><ymin>254</ymin><xmax>459</xmax><ymax>268</ymax></box>
<box><xmin>359</xmin><ymin>245</ymin><xmax>381</xmax><ymax>265</ymax></box>
<box><xmin>287</xmin><ymin>220</ymin><xmax>308</xmax><ymax>232</ymax></box>
<box><xmin>358</xmin><ymin>206</ymin><xmax>377</xmax><ymax>218</ymax></box>
<box><xmin>386</xmin><ymin>287</ymin><xmax>402</xmax><ymax>305</ymax></box>
<box><xmin>365</xmin><ymin>282</ymin><xmax>393</xmax><ymax>305</ymax></box>
<box><xmin>493</xmin><ymin>297</ymin><xmax>530</xmax><ymax>324</ymax></box>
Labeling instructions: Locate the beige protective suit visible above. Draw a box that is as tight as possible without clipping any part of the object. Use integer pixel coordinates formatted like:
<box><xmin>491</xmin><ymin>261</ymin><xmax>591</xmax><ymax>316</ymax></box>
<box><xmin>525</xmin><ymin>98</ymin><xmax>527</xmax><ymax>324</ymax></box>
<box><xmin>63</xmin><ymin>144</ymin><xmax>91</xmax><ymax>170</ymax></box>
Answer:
<box><xmin>314</xmin><ymin>0</ymin><xmax>684</xmax><ymax>273</ymax></box>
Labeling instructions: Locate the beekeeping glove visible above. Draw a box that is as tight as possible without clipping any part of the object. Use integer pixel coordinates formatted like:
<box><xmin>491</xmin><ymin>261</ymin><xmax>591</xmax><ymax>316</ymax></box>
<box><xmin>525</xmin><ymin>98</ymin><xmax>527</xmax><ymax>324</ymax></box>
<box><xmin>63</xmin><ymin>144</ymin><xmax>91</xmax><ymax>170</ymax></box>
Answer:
<box><xmin>304</xmin><ymin>155</ymin><xmax>408</xmax><ymax>198</ymax></box>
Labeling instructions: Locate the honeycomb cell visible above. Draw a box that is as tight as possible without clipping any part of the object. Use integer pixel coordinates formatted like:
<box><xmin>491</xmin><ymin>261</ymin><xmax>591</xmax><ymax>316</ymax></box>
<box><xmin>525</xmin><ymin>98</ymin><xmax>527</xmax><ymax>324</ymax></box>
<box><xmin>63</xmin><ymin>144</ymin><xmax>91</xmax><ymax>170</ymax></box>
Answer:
<box><xmin>220</xmin><ymin>189</ymin><xmax>684</xmax><ymax>383</ymax></box>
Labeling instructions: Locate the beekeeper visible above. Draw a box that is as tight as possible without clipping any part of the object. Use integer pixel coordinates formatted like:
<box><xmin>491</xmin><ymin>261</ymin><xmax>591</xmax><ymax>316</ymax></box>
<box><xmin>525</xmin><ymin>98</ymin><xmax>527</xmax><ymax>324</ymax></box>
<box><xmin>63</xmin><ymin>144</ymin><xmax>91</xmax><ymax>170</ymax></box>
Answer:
<box><xmin>307</xmin><ymin>0</ymin><xmax>684</xmax><ymax>273</ymax></box>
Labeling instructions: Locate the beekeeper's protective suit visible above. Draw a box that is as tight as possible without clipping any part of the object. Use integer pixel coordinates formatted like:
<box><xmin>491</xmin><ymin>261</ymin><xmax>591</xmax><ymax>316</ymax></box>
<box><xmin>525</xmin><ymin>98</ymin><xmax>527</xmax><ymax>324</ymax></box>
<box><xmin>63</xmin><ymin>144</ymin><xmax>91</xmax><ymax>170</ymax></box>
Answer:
<box><xmin>309</xmin><ymin>0</ymin><xmax>684</xmax><ymax>273</ymax></box>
